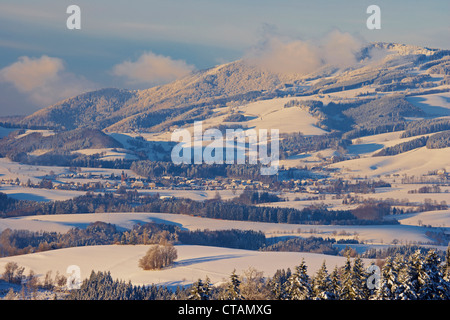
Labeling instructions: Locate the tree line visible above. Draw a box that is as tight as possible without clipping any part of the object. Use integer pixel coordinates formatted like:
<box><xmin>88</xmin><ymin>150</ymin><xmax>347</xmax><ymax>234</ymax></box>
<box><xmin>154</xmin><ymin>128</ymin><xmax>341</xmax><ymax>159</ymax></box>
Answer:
<box><xmin>2</xmin><ymin>220</ymin><xmax>364</xmax><ymax>259</ymax></box>
<box><xmin>0</xmin><ymin>221</ymin><xmax>269</xmax><ymax>258</ymax></box>
<box><xmin>63</xmin><ymin>247</ymin><xmax>450</xmax><ymax>300</ymax></box>
<box><xmin>66</xmin><ymin>271</ymin><xmax>180</xmax><ymax>300</ymax></box>
<box><xmin>343</xmin><ymin>122</ymin><xmax>407</xmax><ymax>140</ymax></box>
<box><xmin>373</xmin><ymin>130</ymin><xmax>450</xmax><ymax>157</ymax></box>
<box><xmin>232</xmin><ymin>190</ymin><xmax>282</xmax><ymax>205</ymax></box>
<box><xmin>343</xmin><ymin>95</ymin><xmax>426</xmax><ymax>129</ymax></box>
<box><xmin>373</xmin><ymin>136</ymin><xmax>428</xmax><ymax>157</ymax></box>
<box><xmin>1</xmin><ymin>191</ymin><xmax>393</xmax><ymax>225</ymax></box>
<box><xmin>426</xmin><ymin>130</ymin><xmax>450</xmax><ymax>149</ymax></box>
<box><xmin>261</xmin><ymin>237</ymin><xmax>339</xmax><ymax>255</ymax></box>
<box><xmin>279</xmin><ymin>132</ymin><xmax>350</xmax><ymax>160</ymax></box>
<box><xmin>321</xmin><ymin>179</ymin><xmax>391</xmax><ymax>194</ymax></box>
<box><xmin>3</xmin><ymin>244</ymin><xmax>449</xmax><ymax>300</ymax></box>
<box><xmin>401</xmin><ymin>118</ymin><xmax>450</xmax><ymax>138</ymax></box>
<box><xmin>131</xmin><ymin>160</ymin><xmax>276</xmax><ymax>183</ymax></box>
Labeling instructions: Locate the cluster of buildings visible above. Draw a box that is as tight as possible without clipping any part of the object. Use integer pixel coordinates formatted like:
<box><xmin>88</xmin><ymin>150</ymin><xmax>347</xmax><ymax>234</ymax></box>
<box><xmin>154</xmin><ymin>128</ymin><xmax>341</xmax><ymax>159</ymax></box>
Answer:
<box><xmin>2</xmin><ymin>168</ymin><xmax>357</xmax><ymax>195</ymax></box>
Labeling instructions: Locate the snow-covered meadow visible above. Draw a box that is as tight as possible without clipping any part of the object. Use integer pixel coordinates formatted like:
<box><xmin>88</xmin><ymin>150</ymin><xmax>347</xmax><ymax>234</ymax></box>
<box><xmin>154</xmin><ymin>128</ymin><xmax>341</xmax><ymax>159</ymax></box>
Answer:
<box><xmin>0</xmin><ymin>211</ymin><xmax>442</xmax><ymax>245</ymax></box>
<box><xmin>0</xmin><ymin>244</ymin><xmax>374</xmax><ymax>288</ymax></box>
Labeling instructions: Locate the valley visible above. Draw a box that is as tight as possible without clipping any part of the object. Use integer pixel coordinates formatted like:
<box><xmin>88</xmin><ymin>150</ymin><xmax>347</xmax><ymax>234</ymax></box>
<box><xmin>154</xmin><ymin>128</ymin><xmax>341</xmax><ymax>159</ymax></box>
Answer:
<box><xmin>0</xmin><ymin>42</ymin><xmax>449</xmax><ymax>300</ymax></box>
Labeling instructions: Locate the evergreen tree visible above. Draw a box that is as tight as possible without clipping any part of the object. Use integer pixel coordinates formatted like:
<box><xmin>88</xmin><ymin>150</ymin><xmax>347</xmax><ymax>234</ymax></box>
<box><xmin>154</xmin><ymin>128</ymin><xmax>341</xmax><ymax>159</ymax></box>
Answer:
<box><xmin>352</xmin><ymin>256</ymin><xmax>369</xmax><ymax>299</ymax></box>
<box><xmin>444</xmin><ymin>245</ymin><xmax>450</xmax><ymax>281</ymax></box>
<box><xmin>418</xmin><ymin>249</ymin><xmax>449</xmax><ymax>300</ymax></box>
<box><xmin>397</xmin><ymin>250</ymin><xmax>421</xmax><ymax>300</ymax></box>
<box><xmin>223</xmin><ymin>270</ymin><xmax>243</xmax><ymax>300</ymax></box>
<box><xmin>285</xmin><ymin>259</ymin><xmax>312</xmax><ymax>300</ymax></box>
<box><xmin>66</xmin><ymin>270</ymin><xmax>176</xmax><ymax>300</ymax></box>
<box><xmin>188</xmin><ymin>278</ymin><xmax>204</xmax><ymax>300</ymax></box>
<box><xmin>313</xmin><ymin>261</ymin><xmax>335</xmax><ymax>300</ymax></box>
<box><xmin>376</xmin><ymin>255</ymin><xmax>401</xmax><ymax>300</ymax></box>
<box><xmin>330</xmin><ymin>265</ymin><xmax>341</xmax><ymax>300</ymax></box>
<box><xmin>188</xmin><ymin>277</ymin><xmax>211</xmax><ymax>300</ymax></box>
<box><xmin>203</xmin><ymin>276</ymin><xmax>212</xmax><ymax>300</ymax></box>
<box><xmin>339</xmin><ymin>255</ymin><xmax>357</xmax><ymax>300</ymax></box>
<box><xmin>268</xmin><ymin>269</ymin><xmax>290</xmax><ymax>300</ymax></box>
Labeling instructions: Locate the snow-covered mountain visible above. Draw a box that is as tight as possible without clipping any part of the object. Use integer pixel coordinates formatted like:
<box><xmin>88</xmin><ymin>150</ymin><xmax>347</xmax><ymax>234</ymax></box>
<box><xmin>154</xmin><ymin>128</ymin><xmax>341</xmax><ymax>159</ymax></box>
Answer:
<box><xmin>18</xmin><ymin>43</ymin><xmax>450</xmax><ymax>133</ymax></box>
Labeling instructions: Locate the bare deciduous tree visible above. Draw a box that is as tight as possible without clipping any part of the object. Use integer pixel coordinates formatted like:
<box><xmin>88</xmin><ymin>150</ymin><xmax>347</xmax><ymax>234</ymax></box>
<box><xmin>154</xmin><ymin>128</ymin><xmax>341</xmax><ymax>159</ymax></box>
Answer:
<box><xmin>139</xmin><ymin>244</ymin><xmax>178</xmax><ymax>270</ymax></box>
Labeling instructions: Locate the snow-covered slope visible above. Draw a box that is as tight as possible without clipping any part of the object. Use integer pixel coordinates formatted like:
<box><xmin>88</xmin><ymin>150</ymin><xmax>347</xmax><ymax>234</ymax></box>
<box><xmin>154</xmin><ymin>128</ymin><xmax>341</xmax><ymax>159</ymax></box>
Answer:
<box><xmin>330</xmin><ymin>146</ymin><xmax>450</xmax><ymax>178</ymax></box>
<box><xmin>0</xmin><ymin>212</ymin><xmax>436</xmax><ymax>245</ymax></box>
<box><xmin>0</xmin><ymin>244</ymin><xmax>373</xmax><ymax>287</ymax></box>
<box><xmin>395</xmin><ymin>209</ymin><xmax>450</xmax><ymax>228</ymax></box>
<box><xmin>151</xmin><ymin>97</ymin><xmax>329</xmax><ymax>138</ymax></box>
<box><xmin>18</xmin><ymin>43</ymin><xmax>449</xmax><ymax>133</ymax></box>
<box><xmin>406</xmin><ymin>92</ymin><xmax>450</xmax><ymax>116</ymax></box>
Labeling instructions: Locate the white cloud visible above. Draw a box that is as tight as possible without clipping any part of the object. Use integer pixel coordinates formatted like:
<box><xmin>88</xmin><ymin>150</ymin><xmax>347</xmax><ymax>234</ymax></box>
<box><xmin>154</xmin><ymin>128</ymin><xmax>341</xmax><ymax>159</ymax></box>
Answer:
<box><xmin>321</xmin><ymin>30</ymin><xmax>363</xmax><ymax>67</ymax></box>
<box><xmin>0</xmin><ymin>55</ymin><xmax>63</xmax><ymax>92</ymax></box>
<box><xmin>0</xmin><ymin>55</ymin><xmax>95</xmax><ymax>107</ymax></box>
<box><xmin>112</xmin><ymin>52</ymin><xmax>196</xmax><ymax>87</ymax></box>
<box><xmin>244</xmin><ymin>30</ymin><xmax>366</xmax><ymax>75</ymax></box>
<box><xmin>246</xmin><ymin>36</ymin><xmax>323</xmax><ymax>75</ymax></box>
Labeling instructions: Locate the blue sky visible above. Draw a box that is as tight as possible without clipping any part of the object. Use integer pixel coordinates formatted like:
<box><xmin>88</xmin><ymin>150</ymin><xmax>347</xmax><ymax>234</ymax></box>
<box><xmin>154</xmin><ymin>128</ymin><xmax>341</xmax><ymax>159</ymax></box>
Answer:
<box><xmin>0</xmin><ymin>0</ymin><xmax>449</xmax><ymax>116</ymax></box>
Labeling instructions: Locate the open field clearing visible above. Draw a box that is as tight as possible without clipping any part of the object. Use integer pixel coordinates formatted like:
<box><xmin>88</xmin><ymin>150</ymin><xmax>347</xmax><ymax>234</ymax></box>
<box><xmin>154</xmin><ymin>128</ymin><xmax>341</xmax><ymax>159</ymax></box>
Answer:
<box><xmin>0</xmin><ymin>212</ymin><xmax>442</xmax><ymax>245</ymax></box>
<box><xmin>0</xmin><ymin>244</ymin><xmax>374</xmax><ymax>287</ymax></box>
<box><xmin>329</xmin><ymin>146</ymin><xmax>450</xmax><ymax>178</ymax></box>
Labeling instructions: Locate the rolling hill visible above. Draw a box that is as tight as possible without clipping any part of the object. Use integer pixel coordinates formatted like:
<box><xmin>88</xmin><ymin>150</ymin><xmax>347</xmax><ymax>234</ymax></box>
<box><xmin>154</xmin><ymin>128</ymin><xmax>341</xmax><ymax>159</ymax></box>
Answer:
<box><xmin>16</xmin><ymin>43</ymin><xmax>450</xmax><ymax>135</ymax></box>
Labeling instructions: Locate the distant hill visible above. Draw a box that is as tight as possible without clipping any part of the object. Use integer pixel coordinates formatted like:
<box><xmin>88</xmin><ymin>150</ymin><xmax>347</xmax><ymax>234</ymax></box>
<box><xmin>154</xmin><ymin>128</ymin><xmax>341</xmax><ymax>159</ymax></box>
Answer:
<box><xmin>19</xmin><ymin>88</ymin><xmax>137</xmax><ymax>131</ymax></box>
<box><xmin>343</xmin><ymin>95</ymin><xmax>427</xmax><ymax>127</ymax></box>
<box><xmin>0</xmin><ymin>128</ymin><xmax>123</xmax><ymax>164</ymax></box>
<box><xmin>20</xmin><ymin>61</ymin><xmax>298</xmax><ymax>132</ymax></box>
<box><xmin>16</xmin><ymin>43</ymin><xmax>450</xmax><ymax>134</ymax></box>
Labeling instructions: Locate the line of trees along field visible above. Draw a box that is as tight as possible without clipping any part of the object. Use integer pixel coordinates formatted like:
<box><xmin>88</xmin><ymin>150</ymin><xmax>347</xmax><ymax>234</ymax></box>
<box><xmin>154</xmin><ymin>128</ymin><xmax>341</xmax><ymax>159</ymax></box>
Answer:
<box><xmin>0</xmin><ymin>191</ymin><xmax>396</xmax><ymax>225</ymax></box>
<box><xmin>131</xmin><ymin>161</ymin><xmax>277</xmax><ymax>182</ymax></box>
<box><xmin>372</xmin><ymin>130</ymin><xmax>450</xmax><ymax>157</ymax></box>
<box><xmin>3</xmin><ymin>243</ymin><xmax>449</xmax><ymax>300</ymax></box>
<box><xmin>62</xmin><ymin>247</ymin><xmax>450</xmax><ymax>300</ymax></box>
<box><xmin>0</xmin><ymin>220</ymin><xmax>363</xmax><ymax>258</ymax></box>
<box><xmin>0</xmin><ymin>221</ymin><xmax>269</xmax><ymax>258</ymax></box>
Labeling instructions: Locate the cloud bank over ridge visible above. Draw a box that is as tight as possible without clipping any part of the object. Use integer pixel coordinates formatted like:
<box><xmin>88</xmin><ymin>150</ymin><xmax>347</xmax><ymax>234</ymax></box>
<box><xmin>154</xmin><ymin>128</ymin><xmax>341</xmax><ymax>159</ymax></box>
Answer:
<box><xmin>111</xmin><ymin>52</ymin><xmax>196</xmax><ymax>88</ymax></box>
<box><xmin>0</xmin><ymin>55</ymin><xmax>96</xmax><ymax>108</ymax></box>
<box><xmin>244</xmin><ymin>30</ymin><xmax>366</xmax><ymax>75</ymax></box>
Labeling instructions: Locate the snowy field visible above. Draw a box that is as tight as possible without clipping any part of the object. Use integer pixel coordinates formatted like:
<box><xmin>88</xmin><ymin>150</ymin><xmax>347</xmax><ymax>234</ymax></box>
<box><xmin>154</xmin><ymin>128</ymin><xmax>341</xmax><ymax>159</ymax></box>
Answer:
<box><xmin>394</xmin><ymin>209</ymin><xmax>450</xmax><ymax>228</ymax></box>
<box><xmin>0</xmin><ymin>157</ymin><xmax>137</xmax><ymax>184</ymax></box>
<box><xmin>141</xmin><ymin>96</ymin><xmax>330</xmax><ymax>143</ymax></box>
<box><xmin>329</xmin><ymin>146</ymin><xmax>450</xmax><ymax>178</ymax></box>
<box><xmin>0</xmin><ymin>185</ymin><xmax>87</xmax><ymax>202</ymax></box>
<box><xmin>232</xmin><ymin>97</ymin><xmax>327</xmax><ymax>135</ymax></box>
<box><xmin>0</xmin><ymin>212</ymin><xmax>441</xmax><ymax>245</ymax></box>
<box><xmin>357</xmin><ymin>184</ymin><xmax>450</xmax><ymax>204</ymax></box>
<box><xmin>347</xmin><ymin>131</ymin><xmax>437</xmax><ymax>157</ymax></box>
<box><xmin>137</xmin><ymin>189</ymin><xmax>243</xmax><ymax>201</ymax></box>
<box><xmin>406</xmin><ymin>92</ymin><xmax>450</xmax><ymax>116</ymax></box>
<box><xmin>71</xmin><ymin>148</ymin><xmax>139</xmax><ymax>161</ymax></box>
<box><xmin>258</xmin><ymin>197</ymin><xmax>360</xmax><ymax>212</ymax></box>
<box><xmin>14</xmin><ymin>129</ymin><xmax>55</xmax><ymax>139</ymax></box>
<box><xmin>279</xmin><ymin>129</ymin><xmax>450</xmax><ymax>172</ymax></box>
<box><xmin>0</xmin><ymin>184</ymin><xmax>243</xmax><ymax>202</ymax></box>
<box><xmin>0</xmin><ymin>244</ymin><xmax>375</xmax><ymax>287</ymax></box>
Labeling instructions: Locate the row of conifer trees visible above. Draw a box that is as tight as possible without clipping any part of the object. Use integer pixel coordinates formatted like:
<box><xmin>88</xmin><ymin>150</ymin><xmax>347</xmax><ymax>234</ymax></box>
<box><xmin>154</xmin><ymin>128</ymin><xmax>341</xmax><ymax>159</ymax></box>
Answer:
<box><xmin>66</xmin><ymin>247</ymin><xmax>450</xmax><ymax>300</ymax></box>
